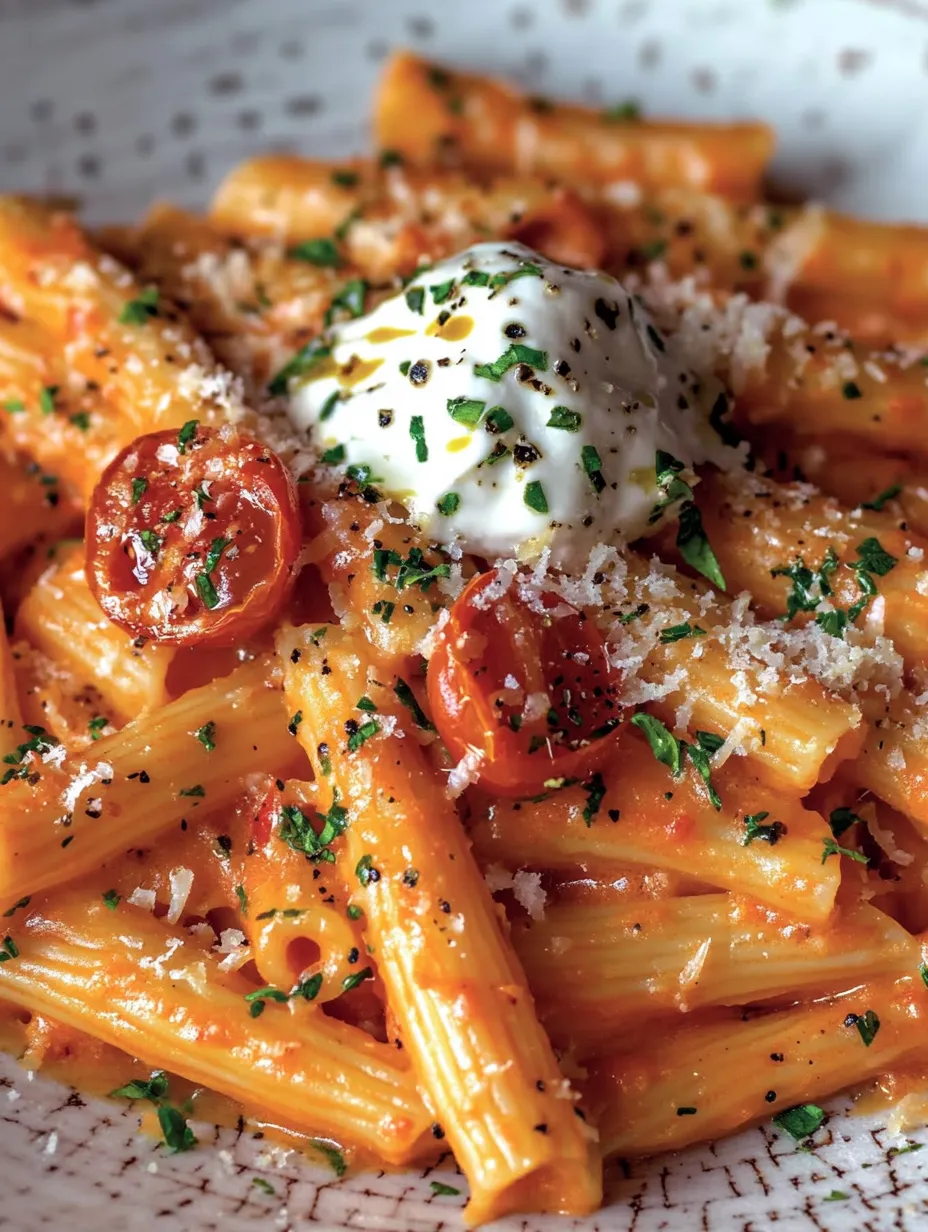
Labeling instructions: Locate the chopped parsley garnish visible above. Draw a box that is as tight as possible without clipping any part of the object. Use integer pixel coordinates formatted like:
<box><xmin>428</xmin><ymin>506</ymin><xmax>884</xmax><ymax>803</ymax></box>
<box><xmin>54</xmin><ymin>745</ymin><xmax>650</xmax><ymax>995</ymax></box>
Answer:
<box><xmin>280</xmin><ymin>793</ymin><xmax>347</xmax><ymax>861</ymax></box>
<box><xmin>581</xmin><ymin>445</ymin><xmax>606</xmax><ymax>495</ymax></box>
<box><xmin>772</xmin><ymin>548</ymin><xmax>838</xmax><ymax>620</ymax></box>
<box><xmin>821</xmin><ymin>836</ymin><xmax>868</xmax><ymax>865</ymax></box>
<box><xmin>102</xmin><ymin>889</ymin><xmax>121</xmax><ymax>910</ymax></box>
<box><xmin>39</xmin><ymin>386</ymin><xmax>58</xmax><ymax>416</ymax></box>
<box><xmin>430</xmin><ymin>278</ymin><xmax>455</xmax><ymax>304</ymax></box>
<box><xmin>177</xmin><ymin>419</ymin><xmax>199</xmax><ymax>454</ymax></box>
<box><xmin>355</xmin><ymin>854</ymin><xmax>379</xmax><ymax>886</ymax></box>
<box><xmin>268</xmin><ymin>337</ymin><xmax>332</xmax><ymax>397</ymax></box>
<box><xmin>138</xmin><ymin>529</ymin><xmax>162</xmax><ymax>555</ymax></box>
<box><xmin>160</xmin><ymin>510</ymin><xmax>181</xmax><ymax>525</ymax></box>
<box><xmin>88</xmin><ymin>715</ymin><xmax>109</xmax><ymax>741</ymax></box>
<box><xmin>773</xmin><ymin>1104</ymin><xmax>825</xmax><ymax>1140</ymax></box>
<box><xmin>829</xmin><ymin>806</ymin><xmax>864</xmax><ymax>838</ymax></box>
<box><xmin>888</xmin><ymin>1141</ymin><xmax>924</xmax><ymax>1158</ymax></box>
<box><xmin>604</xmin><ymin>100</ymin><xmax>640</xmax><ymax>121</ymax></box>
<box><xmin>195</xmin><ymin>535</ymin><xmax>229</xmax><ymax>610</ymax></box>
<box><xmin>842</xmin><ymin>380</ymin><xmax>862</xmax><ymax>400</ymax></box>
<box><xmin>437</xmin><ymin>492</ymin><xmax>460</xmax><ymax>516</ymax></box>
<box><xmin>310</xmin><ymin>1139</ymin><xmax>347</xmax><ymax>1177</ymax></box>
<box><xmin>847</xmin><ymin>1008</ymin><xmax>880</xmax><ymax>1047</ymax></box>
<box><xmin>581</xmin><ymin>772</ymin><xmax>606</xmax><ymax>826</ymax></box>
<box><xmin>484</xmin><ymin>406</ymin><xmax>514</xmax><ymax>433</ymax></box>
<box><xmin>677</xmin><ymin>503</ymin><xmax>726</xmax><ymax>590</ymax></box>
<box><xmin>405</xmin><ymin>286</ymin><xmax>426</xmax><ymax>315</ymax></box>
<box><xmin>659</xmin><ymin>622</ymin><xmax>706</xmax><ymax>644</ymax></box>
<box><xmin>288</xmin><ymin>709</ymin><xmax>304</xmax><ymax>733</ymax></box>
<box><xmin>742</xmin><ymin>811</ymin><xmax>786</xmax><ymax>846</ymax></box>
<box><xmin>394</xmin><ymin>678</ymin><xmax>435</xmax><ymax>730</ymax></box>
<box><xmin>320</xmin><ymin>444</ymin><xmax>346</xmax><ymax>465</ymax></box>
<box><xmin>347</xmin><ymin>719</ymin><xmax>379</xmax><ymax>752</ymax></box>
<box><xmin>547</xmin><ymin>406</ymin><xmax>582</xmax><ymax>431</ymax></box>
<box><xmin>409</xmin><ymin>414</ymin><xmax>428</xmax><ymax>461</ymax></box>
<box><xmin>862</xmin><ymin>483</ymin><xmax>902</xmax><ymax>511</ymax></box>
<box><xmin>179</xmin><ymin>784</ymin><xmax>205</xmax><ymax>798</ymax></box>
<box><xmin>2</xmin><ymin>897</ymin><xmax>30</xmax><ymax>919</ymax></box>
<box><xmin>650</xmin><ymin>450</ymin><xmax>693</xmax><ymax>524</ymax></box>
<box><xmin>355</xmin><ymin>698</ymin><xmax>376</xmax><ymax>713</ymax></box>
<box><xmin>288</xmin><ymin>237</ymin><xmax>342</xmax><ymax>267</ymax></box>
<box><xmin>2</xmin><ymin>724</ymin><xmax>59</xmax><ymax>785</ymax></box>
<box><xmin>474</xmin><ymin>344</ymin><xmax>547</xmax><ymax>382</ymax></box>
<box><xmin>372</xmin><ymin>546</ymin><xmax>450</xmax><ymax>591</ymax></box>
<box><xmin>0</xmin><ymin>936</ymin><xmax>19</xmax><ymax>962</ymax></box>
<box><xmin>70</xmin><ymin>411</ymin><xmax>91</xmax><ymax>431</ymax></box>
<box><xmin>631</xmin><ymin>714</ymin><xmax>722</xmax><ymax>808</ymax></box>
<box><xmin>524</xmin><ymin>480</ymin><xmax>548</xmax><ymax>514</ymax></box>
<box><xmin>430</xmin><ymin>1181</ymin><xmax>461</xmax><ymax>1196</ymax></box>
<box><xmin>372</xmin><ymin>599</ymin><xmax>395</xmax><ymax>623</ymax></box>
<box><xmin>1</xmin><ymin>399</ymin><xmax>24</xmax><ymax>414</ymax></box>
<box><xmin>463</xmin><ymin>270</ymin><xmax>489</xmax><ymax>286</ymax></box>
<box><xmin>119</xmin><ymin>286</ymin><xmax>160</xmax><ymax>325</ymax></box>
<box><xmin>110</xmin><ymin>1070</ymin><xmax>197</xmax><ymax>1153</ymax></box>
<box><xmin>447</xmin><ymin>396</ymin><xmax>485</xmax><ymax>428</ymax></box>
<box><xmin>252</xmin><ymin>1177</ymin><xmax>276</xmax><ymax>1196</ymax></box>
<box><xmin>324</xmin><ymin>278</ymin><xmax>368</xmax><ymax>327</ymax></box>
<box><xmin>487</xmin><ymin>263</ymin><xmax>543</xmax><ymax>291</ymax></box>
<box><xmin>342</xmin><ymin>966</ymin><xmax>373</xmax><ymax>992</ymax></box>
<box><xmin>331</xmin><ymin>168</ymin><xmax>359</xmax><ymax>187</ymax></box>
<box><xmin>398</xmin><ymin>360</ymin><xmax>411</xmax><ymax>377</ymax></box>
<box><xmin>619</xmin><ymin>603</ymin><xmax>649</xmax><ymax>625</ymax></box>
<box><xmin>194</xmin><ymin>721</ymin><xmax>216</xmax><ymax>751</ymax></box>
<box><xmin>631</xmin><ymin>713</ymin><xmax>681</xmax><ymax>776</ymax></box>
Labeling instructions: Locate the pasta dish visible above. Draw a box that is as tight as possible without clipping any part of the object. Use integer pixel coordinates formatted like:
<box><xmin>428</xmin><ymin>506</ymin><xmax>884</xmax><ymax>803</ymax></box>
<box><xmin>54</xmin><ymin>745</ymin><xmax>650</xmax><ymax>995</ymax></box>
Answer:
<box><xmin>2</xmin><ymin>50</ymin><xmax>928</xmax><ymax>1224</ymax></box>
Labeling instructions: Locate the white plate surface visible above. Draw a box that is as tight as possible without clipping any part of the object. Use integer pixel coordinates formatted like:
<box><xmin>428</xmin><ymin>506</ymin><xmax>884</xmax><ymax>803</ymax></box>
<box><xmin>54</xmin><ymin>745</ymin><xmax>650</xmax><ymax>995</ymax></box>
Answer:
<box><xmin>2</xmin><ymin>1</ymin><xmax>928</xmax><ymax>1229</ymax></box>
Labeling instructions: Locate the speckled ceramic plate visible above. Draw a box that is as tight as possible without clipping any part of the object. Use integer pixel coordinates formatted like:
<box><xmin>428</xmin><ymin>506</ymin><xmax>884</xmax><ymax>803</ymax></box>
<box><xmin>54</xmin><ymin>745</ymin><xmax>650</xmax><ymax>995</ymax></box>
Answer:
<box><xmin>3</xmin><ymin>1</ymin><xmax>928</xmax><ymax>1228</ymax></box>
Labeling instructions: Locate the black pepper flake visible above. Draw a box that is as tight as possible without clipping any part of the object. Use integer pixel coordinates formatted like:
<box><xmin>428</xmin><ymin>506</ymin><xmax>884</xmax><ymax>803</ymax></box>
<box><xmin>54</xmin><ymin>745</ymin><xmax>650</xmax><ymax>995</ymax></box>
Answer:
<box><xmin>344</xmin><ymin>718</ymin><xmax>359</xmax><ymax>737</ymax></box>
<box><xmin>608</xmin><ymin>808</ymin><xmax>620</xmax><ymax>822</ymax></box>
<box><xmin>409</xmin><ymin>360</ymin><xmax>430</xmax><ymax>385</ymax></box>
<box><xmin>764</xmin><ymin>1090</ymin><xmax>777</xmax><ymax>1103</ymax></box>
<box><xmin>438</xmin><ymin>898</ymin><xmax>451</xmax><ymax>913</ymax></box>
<box><xmin>347</xmin><ymin>946</ymin><xmax>359</xmax><ymax>964</ymax></box>
<box><xmin>139</xmin><ymin>770</ymin><xmax>150</xmax><ymax>784</ymax></box>
<box><xmin>431</xmin><ymin>1124</ymin><xmax>445</xmax><ymax>1139</ymax></box>
<box><xmin>378</xmin><ymin>410</ymin><xmax>393</xmax><ymax>427</ymax></box>
<box><xmin>504</xmin><ymin>322</ymin><xmax>526</xmax><ymax>339</ymax></box>
<box><xmin>770</xmin><ymin>1052</ymin><xmax>784</xmax><ymax>1062</ymax></box>
<box><xmin>553</xmin><ymin>359</ymin><xmax>571</xmax><ymax>376</ymax></box>
<box><xmin>513</xmin><ymin>441</ymin><xmax>541</xmax><ymax>467</ymax></box>
<box><xmin>533</xmin><ymin>1123</ymin><xmax>549</xmax><ymax>1134</ymax></box>
<box><xmin>290</xmin><ymin>649</ymin><xmax>301</xmax><ymax>664</ymax></box>
<box><xmin>593</xmin><ymin>297</ymin><xmax>620</xmax><ymax>330</ymax></box>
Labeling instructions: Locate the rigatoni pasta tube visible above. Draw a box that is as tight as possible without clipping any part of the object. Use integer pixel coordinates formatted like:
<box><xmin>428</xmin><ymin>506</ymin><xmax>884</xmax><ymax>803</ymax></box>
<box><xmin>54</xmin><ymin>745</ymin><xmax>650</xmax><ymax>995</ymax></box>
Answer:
<box><xmin>513</xmin><ymin>896</ymin><xmax>915</xmax><ymax>1053</ymax></box>
<box><xmin>0</xmin><ymin>892</ymin><xmax>431</xmax><ymax>1163</ymax></box>
<box><xmin>374</xmin><ymin>52</ymin><xmax>773</xmax><ymax>200</ymax></box>
<box><xmin>0</xmin><ymin>657</ymin><xmax>301</xmax><ymax>906</ymax></box>
<box><xmin>0</xmin><ymin>451</ymin><xmax>80</xmax><ymax>561</ymax></box>
<box><xmin>584</xmin><ymin>974</ymin><xmax>927</xmax><ymax>1157</ymax></box>
<box><xmin>468</xmin><ymin>725</ymin><xmax>840</xmax><ymax>919</ymax></box>
<box><xmin>16</xmin><ymin>544</ymin><xmax>173</xmax><ymax>722</ymax></box>
<box><xmin>278</xmin><ymin>622</ymin><xmax>602</xmax><ymax>1227</ymax></box>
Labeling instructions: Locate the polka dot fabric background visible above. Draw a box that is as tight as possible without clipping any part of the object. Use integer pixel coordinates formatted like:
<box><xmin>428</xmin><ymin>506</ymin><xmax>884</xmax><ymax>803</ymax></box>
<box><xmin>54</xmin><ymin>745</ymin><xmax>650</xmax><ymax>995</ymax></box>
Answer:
<box><xmin>3</xmin><ymin>0</ymin><xmax>928</xmax><ymax>1229</ymax></box>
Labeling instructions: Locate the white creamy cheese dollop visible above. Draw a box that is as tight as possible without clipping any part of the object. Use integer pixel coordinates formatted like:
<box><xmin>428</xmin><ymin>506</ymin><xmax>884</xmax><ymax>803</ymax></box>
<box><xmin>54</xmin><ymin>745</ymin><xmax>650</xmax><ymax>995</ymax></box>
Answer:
<box><xmin>288</xmin><ymin>241</ymin><xmax>739</xmax><ymax>566</ymax></box>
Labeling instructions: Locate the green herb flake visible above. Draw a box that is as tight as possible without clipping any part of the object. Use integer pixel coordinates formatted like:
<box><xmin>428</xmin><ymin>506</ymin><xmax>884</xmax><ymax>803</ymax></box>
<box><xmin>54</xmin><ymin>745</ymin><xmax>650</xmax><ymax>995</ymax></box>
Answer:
<box><xmin>677</xmin><ymin>503</ymin><xmax>726</xmax><ymax>590</ymax></box>
<box><xmin>2</xmin><ymin>897</ymin><xmax>30</xmax><ymax>919</ymax></box>
<box><xmin>348</xmin><ymin>719</ymin><xmax>379</xmax><ymax>752</ymax></box>
<box><xmin>119</xmin><ymin>287</ymin><xmax>160</xmax><ymax>325</ymax></box>
<box><xmin>177</xmin><ymin>419</ymin><xmax>199</xmax><ymax>454</ymax></box>
<box><xmin>484</xmin><ymin>405</ymin><xmax>514</xmax><ymax>434</ymax></box>
<box><xmin>829</xmin><ymin>806</ymin><xmax>864</xmax><ymax>838</ymax></box>
<box><xmin>824</xmin><ymin>1190</ymin><xmax>849</xmax><ymax>1202</ymax></box>
<box><xmin>437</xmin><ymin>492</ymin><xmax>461</xmax><ymax>516</ymax></box>
<box><xmin>742</xmin><ymin>811</ymin><xmax>786</xmax><ymax>846</ymax></box>
<box><xmin>463</xmin><ymin>270</ymin><xmax>489</xmax><ymax>286</ymax></box>
<box><xmin>347</xmin><ymin>904</ymin><xmax>363</xmax><ymax>920</ymax></box>
<box><xmin>631</xmin><ymin>713</ymin><xmax>682</xmax><ymax>776</ymax></box>
<box><xmin>581</xmin><ymin>772</ymin><xmax>607</xmax><ymax>826</ymax></box>
<box><xmin>405</xmin><ymin>287</ymin><xmax>426</xmax><ymax>315</ymax></box>
<box><xmin>842</xmin><ymin>380</ymin><xmax>863</xmax><ymax>400</ymax></box>
<box><xmin>524</xmin><ymin>480</ymin><xmax>548</xmax><ymax>514</ymax></box>
<box><xmin>110</xmin><ymin>1071</ymin><xmax>169</xmax><ymax>1102</ymax></box>
<box><xmin>1</xmin><ymin>399</ymin><xmax>25</xmax><ymax>414</ymax></box>
<box><xmin>288</xmin><ymin>237</ymin><xmax>342</xmax><ymax>267</ymax></box>
<box><xmin>487</xmin><ymin>263</ymin><xmax>543</xmax><ymax>291</ymax></box>
<box><xmin>38</xmin><ymin>386</ymin><xmax>58</xmax><ymax>416</ymax></box>
<box><xmin>268</xmin><ymin>337</ymin><xmax>332</xmax><ymax>397</ymax></box>
<box><xmin>355</xmin><ymin>854</ymin><xmax>379</xmax><ymax>886</ymax></box>
<box><xmin>194</xmin><ymin>720</ymin><xmax>216</xmax><ymax>752</ymax></box>
<box><xmin>604</xmin><ymin>100</ymin><xmax>640</xmax><ymax>121</ymax></box>
<box><xmin>773</xmin><ymin>1103</ymin><xmax>825</xmax><ymax>1140</ymax></box>
<box><xmin>447</xmin><ymin>396</ymin><xmax>485</xmax><ymax>428</ymax></box>
<box><xmin>324</xmin><ymin>278</ymin><xmax>368</xmax><ymax>327</ymax></box>
<box><xmin>252</xmin><ymin>1177</ymin><xmax>276</xmax><ymax>1196</ymax></box>
<box><xmin>650</xmin><ymin>449</ymin><xmax>694</xmax><ymax>524</ymax></box>
<box><xmin>581</xmin><ymin>445</ymin><xmax>606</xmax><ymax>495</ymax></box>
<box><xmin>409</xmin><ymin>414</ymin><xmax>428</xmax><ymax>462</ymax></box>
<box><xmin>474</xmin><ymin>344</ymin><xmax>548</xmax><ymax>382</ymax></box>
<box><xmin>659</xmin><ymin>622</ymin><xmax>706</xmax><ymax>644</ymax></box>
<box><xmin>430</xmin><ymin>1181</ymin><xmax>461</xmax><ymax>1196</ymax></box>
<box><xmin>547</xmin><ymin>406</ymin><xmax>582</xmax><ymax>431</ymax></box>
<box><xmin>394</xmin><ymin>678</ymin><xmax>435</xmax><ymax>730</ymax></box>
<box><xmin>849</xmin><ymin>1008</ymin><xmax>880</xmax><ymax>1047</ymax></box>
<box><xmin>821</xmin><ymin>836</ymin><xmax>868</xmax><ymax>866</ymax></box>
<box><xmin>70</xmin><ymin>411</ymin><xmax>91</xmax><ymax>431</ymax></box>
<box><xmin>862</xmin><ymin>483</ymin><xmax>902</xmax><ymax>511</ymax></box>
<box><xmin>179</xmin><ymin>784</ymin><xmax>205</xmax><ymax>799</ymax></box>
<box><xmin>430</xmin><ymin>278</ymin><xmax>455</xmax><ymax>304</ymax></box>
<box><xmin>235</xmin><ymin>884</ymin><xmax>248</xmax><ymax>916</ymax></box>
<box><xmin>772</xmin><ymin>548</ymin><xmax>839</xmax><ymax>621</ymax></box>
<box><xmin>310</xmin><ymin>1139</ymin><xmax>347</xmax><ymax>1177</ymax></box>
<box><xmin>88</xmin><ymin>715</ymin><xmax>109</xmax><ymax>741</ymax></box>
<box><xmin>158</xmin><ymin>1104</ymin><xmax>198</xmax><ymax>1153</ymax></box>
<box><xmin>342</xmin><ymin>965</ymin><xmax>374</xmax><ymax>992</ymax></box>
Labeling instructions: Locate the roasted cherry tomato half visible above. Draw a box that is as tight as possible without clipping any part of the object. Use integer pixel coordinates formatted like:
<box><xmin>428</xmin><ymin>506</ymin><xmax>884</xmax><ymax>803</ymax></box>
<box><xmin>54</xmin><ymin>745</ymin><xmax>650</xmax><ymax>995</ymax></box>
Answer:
<box><xmin>86</xmin><ymin>422</ymin><xmax>301</xmax><ymax>647</ymax></box>
<box><xmin>427</xmin><ymin>568</ymin><xmax>622</xmax><ymax>796</ymax></box>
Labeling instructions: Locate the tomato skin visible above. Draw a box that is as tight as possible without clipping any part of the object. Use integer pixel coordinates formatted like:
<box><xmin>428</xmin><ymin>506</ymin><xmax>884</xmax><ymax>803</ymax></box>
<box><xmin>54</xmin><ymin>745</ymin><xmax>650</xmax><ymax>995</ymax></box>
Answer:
<box><xmin>427</xmin><ymin>570</ymin><xmax>622</xmax><ymax>797</ymax></box>
<box><xmin>86</xmin><ymin>423</ymin><xmax>301</xmax><ymax>647</ymax></box>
